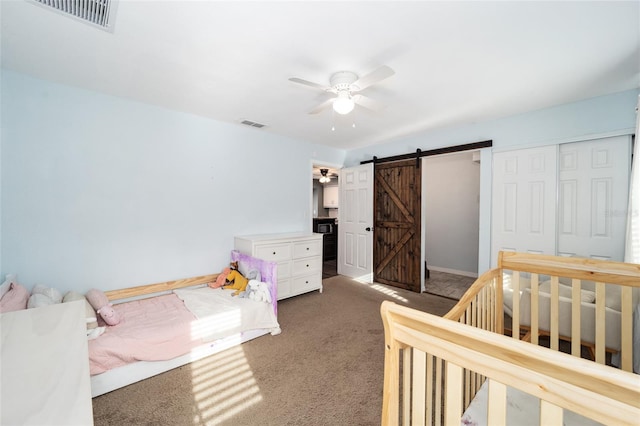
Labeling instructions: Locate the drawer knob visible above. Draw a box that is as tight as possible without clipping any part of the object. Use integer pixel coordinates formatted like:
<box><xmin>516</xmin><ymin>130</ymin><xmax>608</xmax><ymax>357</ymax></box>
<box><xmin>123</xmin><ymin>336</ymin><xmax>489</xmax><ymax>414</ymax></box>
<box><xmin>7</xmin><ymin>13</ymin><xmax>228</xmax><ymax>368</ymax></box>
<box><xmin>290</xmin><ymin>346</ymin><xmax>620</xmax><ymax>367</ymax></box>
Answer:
<box><xmin>273</xmin><ymin>251</ymin><xmax>276</xmax><ymax>255</ymax></box>
<box><xmin>306</xmin><ymin>264</ymin><xmax>309</xmax><ymax>267</ymax></box>
<box><xmin>306</xmin><ymin>247</ymin><xmax>309</xmax><ymax>250</ymax></box>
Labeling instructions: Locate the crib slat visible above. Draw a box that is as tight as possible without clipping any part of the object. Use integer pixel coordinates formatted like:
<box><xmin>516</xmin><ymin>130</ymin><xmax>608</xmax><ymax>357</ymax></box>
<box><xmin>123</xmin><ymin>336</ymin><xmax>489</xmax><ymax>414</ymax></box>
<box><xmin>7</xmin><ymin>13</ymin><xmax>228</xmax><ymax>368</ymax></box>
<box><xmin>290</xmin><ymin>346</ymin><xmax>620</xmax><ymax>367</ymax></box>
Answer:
<box><xmin>435</xmin><ymin>359</ymin><xmax>443</xmax><ymax>426</ymax></box>
<box><xmin>540</xmin><ymin>400</ymin><xmax>563</xmax><ymax>425</ymax></box>
<box><xmin>426</xmin><ymin>354</ymin><xmax>434</xmax><ymax>426</ymax></box>
<box><xmin>620</xmin><ymin>286</ymin><xmax>633</xmax><ymax>372</ymax></box>
<box><xmin>471</xmin><ymin>296</ymin><xmax>477</xmax><ymax>328</ymax></box>
<box><xmin>487</xmin><ymin>379</ymin><xmax>507</xmax><ymax>425</ymax></box>
<box><xmin>480</xmin><ymin>288</ymin><xmax>485</xmax><ymax>331</ymax></box>
<box><xmin>403</xmin><ymin>349</ymin><xmax>411</xmax><ymax>426</ymax></box>
<box><xmin>489</xmin><ymin>284</ymin><xmax>495</xmax><ymax>333</ymax></box>
<box><xmin>464</xmin><ymin>365</ymin><xmax>471</xmax><ymax>411</ymax></box>
<box><xmin>496</xmin><ymin>274</ymin><xmax>504</xmax><ymax>335</ymax></box>
<box><xmin>444</xmin><ymin>363</ymin><xmax>463</xmax><ymax>426</ymax></box>
<box><xmin>595</xmin><ymin>282</ymin><xmax>606</xmax><ymax>364</ymax></box>
<box><xmin>571</xmin><ymin>279</ymin><xmax>582</xmax><ymax>357</ymax></box>
<box><xmin>550</xmin><ymin>276</ymin><xmax>560</xmax><ymax>351</ymax></box>
<box><xmin>531</xmin><ymin>273</ymin><xmax>539</xmax><ymax>345</ymax></box>
<box><xmin>412</xmin><ymin>349</ymin><xmax>427</xmax><ymax>426</ymax></box>
<box><xmin>512</xmin><ymin>272</ymin><xmax>520</xmax><ymax>339</ymax></box>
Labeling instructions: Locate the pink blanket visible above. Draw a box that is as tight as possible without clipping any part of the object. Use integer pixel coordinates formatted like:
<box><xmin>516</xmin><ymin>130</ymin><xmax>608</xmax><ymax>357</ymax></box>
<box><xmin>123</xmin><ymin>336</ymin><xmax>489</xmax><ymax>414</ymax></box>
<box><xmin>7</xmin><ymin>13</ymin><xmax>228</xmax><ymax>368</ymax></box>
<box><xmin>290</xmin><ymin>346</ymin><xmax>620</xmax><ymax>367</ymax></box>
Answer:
<box><xmin>88</xmin><ymin>294</ymin><xmax>200</xmax><ymax>375</ymax></box>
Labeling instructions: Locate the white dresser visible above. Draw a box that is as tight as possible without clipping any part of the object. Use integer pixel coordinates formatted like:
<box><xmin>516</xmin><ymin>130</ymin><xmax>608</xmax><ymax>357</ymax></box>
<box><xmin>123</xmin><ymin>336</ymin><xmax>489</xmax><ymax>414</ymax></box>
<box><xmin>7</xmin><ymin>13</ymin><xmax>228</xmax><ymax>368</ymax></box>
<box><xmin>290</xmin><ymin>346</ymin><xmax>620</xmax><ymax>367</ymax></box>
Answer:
<box><xmin>234</xmin><ymin>233</ymin><xmax>323</xmax><ymax>300</ymax></box>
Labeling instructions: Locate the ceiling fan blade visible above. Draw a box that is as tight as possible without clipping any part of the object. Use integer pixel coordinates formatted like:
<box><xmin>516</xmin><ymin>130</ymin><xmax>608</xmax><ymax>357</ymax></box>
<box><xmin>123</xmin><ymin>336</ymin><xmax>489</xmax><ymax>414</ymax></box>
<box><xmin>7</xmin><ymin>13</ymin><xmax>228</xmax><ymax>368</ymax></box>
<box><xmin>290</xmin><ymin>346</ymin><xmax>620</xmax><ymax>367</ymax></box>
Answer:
<box><xmin>353</xmin><ymin>94</ymin><xmax>386</xmax><ymax>111</ymax></box>
<box><xmin>352</xmin><ymin>65</ymin><xmax>395</xmax><ymax>91</ymax></box>
<box><xmin>289</xmin><ymin>77</ymin><xmax>331</xmax><ymax>91</ymax></box>
<box><xmin>308</xmin><ymin>98</ymin><xmax>334</xmax><ymax>114</ymax></box>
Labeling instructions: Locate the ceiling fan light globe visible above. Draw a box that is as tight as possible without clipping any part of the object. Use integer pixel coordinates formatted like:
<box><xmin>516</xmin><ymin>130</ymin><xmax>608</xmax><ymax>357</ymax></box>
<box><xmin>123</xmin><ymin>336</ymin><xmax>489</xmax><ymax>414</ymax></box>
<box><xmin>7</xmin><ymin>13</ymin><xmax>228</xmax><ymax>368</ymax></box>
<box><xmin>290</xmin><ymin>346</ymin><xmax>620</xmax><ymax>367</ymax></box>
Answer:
<box><xmin>333</xmin><ymin>93</ymin><xmax>355</xmax><ymax>115</ymax></box>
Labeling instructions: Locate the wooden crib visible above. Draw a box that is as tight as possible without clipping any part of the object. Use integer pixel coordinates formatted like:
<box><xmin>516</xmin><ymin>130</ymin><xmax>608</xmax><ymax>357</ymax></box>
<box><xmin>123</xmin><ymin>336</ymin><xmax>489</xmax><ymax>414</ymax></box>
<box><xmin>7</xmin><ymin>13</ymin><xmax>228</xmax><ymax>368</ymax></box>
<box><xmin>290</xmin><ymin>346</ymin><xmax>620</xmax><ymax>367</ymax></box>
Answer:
<box><xmin>381</xmin><ymin>252</ymin><xmax>640</xmax><ymax>425</ymax></box>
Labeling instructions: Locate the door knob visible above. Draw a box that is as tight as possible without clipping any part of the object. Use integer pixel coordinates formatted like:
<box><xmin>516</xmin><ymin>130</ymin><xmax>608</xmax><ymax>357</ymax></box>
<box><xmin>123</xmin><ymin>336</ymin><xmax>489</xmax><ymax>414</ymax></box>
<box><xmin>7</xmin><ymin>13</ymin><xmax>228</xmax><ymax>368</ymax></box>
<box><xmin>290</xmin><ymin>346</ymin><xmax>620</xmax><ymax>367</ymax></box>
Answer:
<box><xmin>365</xmin><ymin>227</ymin><xmax>373</xmax><ymax>232</ymax></box>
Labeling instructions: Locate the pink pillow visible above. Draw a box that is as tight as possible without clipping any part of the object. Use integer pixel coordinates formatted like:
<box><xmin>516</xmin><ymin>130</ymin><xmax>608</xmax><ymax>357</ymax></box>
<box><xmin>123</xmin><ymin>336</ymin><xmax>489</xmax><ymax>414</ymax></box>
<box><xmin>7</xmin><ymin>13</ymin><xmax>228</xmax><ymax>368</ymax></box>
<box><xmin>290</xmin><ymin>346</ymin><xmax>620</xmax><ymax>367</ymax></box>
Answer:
<box><xmin>0</xmin><ymin>283</ymin><xmax>30</xmax><ymax>313</ymax></box>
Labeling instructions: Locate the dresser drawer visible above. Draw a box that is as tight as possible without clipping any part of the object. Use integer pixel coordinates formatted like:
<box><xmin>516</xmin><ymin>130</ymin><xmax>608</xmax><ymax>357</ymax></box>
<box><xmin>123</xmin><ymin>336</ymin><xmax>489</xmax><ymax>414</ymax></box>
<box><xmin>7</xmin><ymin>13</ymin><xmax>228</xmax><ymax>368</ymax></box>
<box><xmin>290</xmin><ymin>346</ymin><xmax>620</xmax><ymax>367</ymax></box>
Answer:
<box><xmin>292</xmin><ymin>274</ymin><xmax>322</xmax><ymax>293</ymax></box>
<box><xmin>292</xmin><ymin>239</ymin><xmax>322</xmax><ymax>258</ymax></box>
<box><xmin>292</xmin><ymin>256</ymin><xmax>322</xmax><ymax>276</ymax></box>
<box><xmin>255</xmin><ymin>243</ymin><xmax>292</xmax><ymax>262</ymax></box>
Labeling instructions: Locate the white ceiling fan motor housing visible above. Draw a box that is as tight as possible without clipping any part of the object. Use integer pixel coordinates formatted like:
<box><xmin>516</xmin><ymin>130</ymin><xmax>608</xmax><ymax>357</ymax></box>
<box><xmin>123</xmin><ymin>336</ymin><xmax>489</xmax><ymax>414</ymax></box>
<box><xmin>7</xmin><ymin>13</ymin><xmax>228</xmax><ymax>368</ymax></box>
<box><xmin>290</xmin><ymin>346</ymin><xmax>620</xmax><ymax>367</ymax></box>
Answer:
<box><xmin>329</xmin><ymin>71</ymin><xmax>359</xmax><ymax>92</ymax></box>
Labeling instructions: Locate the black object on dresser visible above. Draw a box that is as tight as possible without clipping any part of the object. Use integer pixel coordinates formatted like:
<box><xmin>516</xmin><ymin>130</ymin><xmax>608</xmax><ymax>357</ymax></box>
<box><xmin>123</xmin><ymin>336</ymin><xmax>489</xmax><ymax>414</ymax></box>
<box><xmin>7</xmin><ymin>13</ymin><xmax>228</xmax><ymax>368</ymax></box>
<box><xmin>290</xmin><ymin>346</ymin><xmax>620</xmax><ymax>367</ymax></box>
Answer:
<box><xmin>313</xmin><ymin>218</ymin><xmax>337</xmax><ymax>261</ymax></box>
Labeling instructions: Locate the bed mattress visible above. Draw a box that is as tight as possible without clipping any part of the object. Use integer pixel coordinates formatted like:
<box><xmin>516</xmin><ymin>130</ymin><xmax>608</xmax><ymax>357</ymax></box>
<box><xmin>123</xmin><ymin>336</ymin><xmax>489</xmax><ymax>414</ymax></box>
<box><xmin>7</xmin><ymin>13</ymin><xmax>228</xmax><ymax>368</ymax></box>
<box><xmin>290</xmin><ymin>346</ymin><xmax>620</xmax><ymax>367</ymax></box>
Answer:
<box><xmin>88</xmin><ymin>287</ymin><xmax>279</xmax><ymax>375</ymax></box>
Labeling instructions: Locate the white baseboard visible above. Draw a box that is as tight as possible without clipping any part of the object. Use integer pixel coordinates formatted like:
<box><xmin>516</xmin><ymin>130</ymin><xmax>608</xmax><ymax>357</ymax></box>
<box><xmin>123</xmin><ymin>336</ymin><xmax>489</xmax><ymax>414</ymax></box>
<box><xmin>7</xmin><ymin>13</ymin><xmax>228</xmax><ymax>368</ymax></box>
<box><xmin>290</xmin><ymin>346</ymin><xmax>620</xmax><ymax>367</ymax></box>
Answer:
<box><xmin>428</xmin><ymin>266</ymin><xmax>478</xmax><ymax>278</ymax></box>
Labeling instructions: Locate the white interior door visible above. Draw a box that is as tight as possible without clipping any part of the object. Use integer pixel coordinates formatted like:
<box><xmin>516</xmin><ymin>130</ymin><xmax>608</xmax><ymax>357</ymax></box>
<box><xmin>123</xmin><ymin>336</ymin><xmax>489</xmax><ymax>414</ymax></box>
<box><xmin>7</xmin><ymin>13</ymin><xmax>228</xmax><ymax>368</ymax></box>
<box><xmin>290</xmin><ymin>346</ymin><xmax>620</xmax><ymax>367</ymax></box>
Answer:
<box><xmin>338</xmin><ymin>163</ymin><xmax>373</xmax><ymax>280</ymax></box>
<box><xmin>491</xmin><ymin>146</ymin><xmax>557</xmax><ymax>265</ymax></box>
<box><xmin>558</xmin><ymin>136</ymin><xmax>631</xmax><ymax>260</ymax></box>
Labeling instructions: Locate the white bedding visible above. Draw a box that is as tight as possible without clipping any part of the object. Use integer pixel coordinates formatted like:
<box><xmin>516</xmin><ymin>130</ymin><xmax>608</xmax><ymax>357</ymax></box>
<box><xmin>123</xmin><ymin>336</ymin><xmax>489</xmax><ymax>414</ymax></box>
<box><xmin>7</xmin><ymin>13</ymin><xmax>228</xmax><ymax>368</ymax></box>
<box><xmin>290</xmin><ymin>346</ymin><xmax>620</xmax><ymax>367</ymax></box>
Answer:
<box><xmin>461</xmin><ymin>379</ymin><xmax>601</xmax><ymax>426</ymax></box>
<box><xmin>173</xmin><ymin>287</ymin><xmax>280</xmax><ymax>342</ymax></box>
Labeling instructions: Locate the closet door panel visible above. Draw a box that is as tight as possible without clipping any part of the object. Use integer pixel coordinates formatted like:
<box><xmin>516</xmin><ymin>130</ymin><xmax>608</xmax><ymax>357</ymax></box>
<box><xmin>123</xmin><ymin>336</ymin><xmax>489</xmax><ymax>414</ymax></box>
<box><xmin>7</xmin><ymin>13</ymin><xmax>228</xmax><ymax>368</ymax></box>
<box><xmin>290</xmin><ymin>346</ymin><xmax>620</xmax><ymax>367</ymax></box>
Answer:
<box><xmin>491</xmin><ymin>146</ymin><xmax>557</xmax><ymax>265</ymax></box>
<box><xmin>558</xmin><ymin>136</ymin><xmax>631</xmax><ymax>261</ymax></box>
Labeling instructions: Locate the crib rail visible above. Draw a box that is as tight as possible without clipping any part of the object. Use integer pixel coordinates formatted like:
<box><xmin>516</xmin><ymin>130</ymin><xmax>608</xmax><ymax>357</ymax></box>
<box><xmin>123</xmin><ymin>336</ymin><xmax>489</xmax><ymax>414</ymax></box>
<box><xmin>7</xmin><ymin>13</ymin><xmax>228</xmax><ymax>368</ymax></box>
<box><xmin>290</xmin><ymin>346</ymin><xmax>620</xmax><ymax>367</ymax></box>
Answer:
<box><xmin>499</xmin><ymin>252</ymin><xmax>640</xmax><ymax>371</ymax></box>
<box><xmin>381</xmin><ymin>301</ymin><xmax>640</xmax><ymax>426</ymax></box>
<box><xmin>441</xmin><ymin>268</ymin><xmax>503</xmax><ymax>412</ymax></box>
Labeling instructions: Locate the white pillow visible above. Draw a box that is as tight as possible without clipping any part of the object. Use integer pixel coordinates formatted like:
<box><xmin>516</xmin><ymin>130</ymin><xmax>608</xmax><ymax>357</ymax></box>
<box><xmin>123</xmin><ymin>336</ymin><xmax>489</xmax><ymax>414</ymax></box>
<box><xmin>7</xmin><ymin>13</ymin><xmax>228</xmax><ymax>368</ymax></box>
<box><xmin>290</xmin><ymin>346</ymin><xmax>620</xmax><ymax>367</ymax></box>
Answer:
<box><xmin>32</xmin><ymin>284</ymin><xmax>63</xmax><ymax>303</ymax></box>
<box><xmin>538</xmin><ymin>280</ymin><xmax>596</xmax><ymax>303</ymax></box>
<box><xmin>27</xmin><ymin>293</ymin><xmax>55</xmax><ymax>309</ymax></box>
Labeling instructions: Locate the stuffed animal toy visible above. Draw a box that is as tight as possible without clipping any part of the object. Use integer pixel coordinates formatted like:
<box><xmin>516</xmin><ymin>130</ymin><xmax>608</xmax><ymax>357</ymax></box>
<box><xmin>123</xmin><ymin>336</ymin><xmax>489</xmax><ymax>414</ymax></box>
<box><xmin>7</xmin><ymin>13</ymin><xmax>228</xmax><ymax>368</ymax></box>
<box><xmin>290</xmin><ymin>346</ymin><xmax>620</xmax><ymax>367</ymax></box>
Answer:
<box><xmin>86</xmin><ymin>288</ymin><xmax>120</xmax><ymax>326</ymax></box>
<box><xmin>223</xmin><ymin>269</ymin><xmax>249</xmax><ymax>296</ymax></box>
<box><xmin>210</xmin><ymin>267</ymin><xmax>231</xmax><ymax>289</ymax></box>
<box><xmin>246</xmin><ymin>280</ymin><xmax>271</xmax><ymax>303</ymax></box>
<box><xmin>27</xmin><ymin>284</ymin><xmax>63</xmax><ymax>309</ymax></box>
<box><xmin>63</xmin><ymin>291</ymin><xmax>99</xmax><ymax>330</ymax></box>
<box><xmin>32</xmin><ymin>284</ymin><xmax>63</xmax><ymax>303</ymax></box>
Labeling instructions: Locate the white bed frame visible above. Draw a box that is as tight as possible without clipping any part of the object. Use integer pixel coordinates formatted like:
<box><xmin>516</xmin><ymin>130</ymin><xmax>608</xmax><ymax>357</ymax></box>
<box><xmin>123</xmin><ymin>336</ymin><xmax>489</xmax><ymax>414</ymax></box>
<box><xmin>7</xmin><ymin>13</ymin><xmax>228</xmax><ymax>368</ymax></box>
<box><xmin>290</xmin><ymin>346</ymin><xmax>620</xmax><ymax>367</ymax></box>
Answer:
<box><xmin>90</xmin><ymin>257</ymin><xmax>279</xmax><ymax>398</ymax></box>
<box><xmin>91</xmin><ymin>327</ymin><xmax>270</xmax><ymax>397</ymax></box>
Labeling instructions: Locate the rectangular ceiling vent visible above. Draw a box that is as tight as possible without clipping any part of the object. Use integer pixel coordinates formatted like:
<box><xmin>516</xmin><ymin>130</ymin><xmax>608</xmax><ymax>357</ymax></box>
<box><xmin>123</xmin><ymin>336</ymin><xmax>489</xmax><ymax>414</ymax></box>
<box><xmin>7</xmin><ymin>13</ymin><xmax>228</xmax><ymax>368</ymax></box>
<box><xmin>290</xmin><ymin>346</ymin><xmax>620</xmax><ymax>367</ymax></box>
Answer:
<box><xmin>30</xmin><ymin>0</ymin><xmax>118</xmax><ymax>32</ymax></box>
<box><xmin>240</xmin><ymin>120</ymin><xmax>267</xmax><ymax>129</ymax></box>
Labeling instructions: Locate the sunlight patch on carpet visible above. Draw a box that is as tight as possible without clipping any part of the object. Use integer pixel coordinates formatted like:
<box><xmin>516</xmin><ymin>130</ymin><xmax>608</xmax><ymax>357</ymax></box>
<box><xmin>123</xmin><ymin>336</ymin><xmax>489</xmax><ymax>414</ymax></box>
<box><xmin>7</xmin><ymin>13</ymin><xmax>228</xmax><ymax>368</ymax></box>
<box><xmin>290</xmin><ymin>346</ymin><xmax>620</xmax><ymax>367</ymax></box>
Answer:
<box><xmin>352</xmin><ymin>273</ymin><xmax>374</xmax><ymax>283</ymax></box>
<box><xmin>370</xmin><ymin>284</ymin><xmax>409</xmax><ymax>303</ymax></box>
<box><xmin>190</xmin><ymin>346</ymin><xmax>263</xmax><ymax>425</ymax></box>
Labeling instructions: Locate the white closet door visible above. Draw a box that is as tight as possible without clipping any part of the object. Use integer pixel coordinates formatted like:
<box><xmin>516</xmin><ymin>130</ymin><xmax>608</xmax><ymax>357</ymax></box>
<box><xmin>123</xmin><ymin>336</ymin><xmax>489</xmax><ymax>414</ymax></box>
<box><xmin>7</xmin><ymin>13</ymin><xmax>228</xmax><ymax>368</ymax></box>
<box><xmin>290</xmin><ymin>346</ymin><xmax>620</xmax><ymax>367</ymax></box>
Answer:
<box><xmin>338</xmin><ymin>163</ymin><xmax>374</xmax><ymax>280</ymax></box>
<box><xmin>558</xmin><ymin>136</ymin><xmax>631</xmax><ymax>261</ymax></box>
<box><xmin>491</xmin><ymin>146</ymin><xmax>557</xmax><ymax>265</ymax></box>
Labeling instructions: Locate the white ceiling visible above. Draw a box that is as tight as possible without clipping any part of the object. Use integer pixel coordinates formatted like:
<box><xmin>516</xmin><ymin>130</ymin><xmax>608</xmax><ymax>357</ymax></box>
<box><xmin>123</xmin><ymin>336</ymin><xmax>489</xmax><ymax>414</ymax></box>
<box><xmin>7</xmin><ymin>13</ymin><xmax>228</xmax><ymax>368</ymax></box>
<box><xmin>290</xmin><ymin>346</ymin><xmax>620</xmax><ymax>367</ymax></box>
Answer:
<box><xmin>2</xmin><ymin>1</ymin><xmax>639</xmax><ymax>150</ymax></box>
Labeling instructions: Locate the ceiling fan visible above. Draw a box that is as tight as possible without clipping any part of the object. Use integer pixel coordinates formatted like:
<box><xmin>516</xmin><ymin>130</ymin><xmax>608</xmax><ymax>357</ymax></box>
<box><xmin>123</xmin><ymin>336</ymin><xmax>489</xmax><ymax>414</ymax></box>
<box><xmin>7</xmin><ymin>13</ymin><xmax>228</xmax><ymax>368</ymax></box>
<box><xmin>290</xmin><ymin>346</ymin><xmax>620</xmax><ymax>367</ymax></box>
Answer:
<box><xmin>289</xmin><ymin>65</ymin><xmax>395</xmax><ymax>115</ymax></box>
<box><xmin>314</xmin><ymin>167</ymin><xmax>338</xmax><ymax>183</ymax></box>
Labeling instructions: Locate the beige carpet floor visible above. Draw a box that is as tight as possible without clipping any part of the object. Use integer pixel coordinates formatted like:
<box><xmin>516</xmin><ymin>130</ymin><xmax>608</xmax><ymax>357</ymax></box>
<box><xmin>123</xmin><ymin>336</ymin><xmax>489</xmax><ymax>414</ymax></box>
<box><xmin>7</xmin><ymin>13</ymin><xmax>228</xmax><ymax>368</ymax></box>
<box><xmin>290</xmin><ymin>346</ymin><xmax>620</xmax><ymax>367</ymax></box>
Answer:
<box><xmin>92</xmin><ymin>275</ymin><xmax>462</xmax><ymax>426</ymax></box>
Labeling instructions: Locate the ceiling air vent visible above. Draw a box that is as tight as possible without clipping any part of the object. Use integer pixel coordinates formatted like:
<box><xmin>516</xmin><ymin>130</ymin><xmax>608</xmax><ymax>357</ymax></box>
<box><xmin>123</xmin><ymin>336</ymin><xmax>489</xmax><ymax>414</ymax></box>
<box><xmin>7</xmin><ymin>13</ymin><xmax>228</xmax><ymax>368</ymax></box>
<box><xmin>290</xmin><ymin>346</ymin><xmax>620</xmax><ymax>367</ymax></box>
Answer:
<box><xmin>240</xmin><ymin>120</ymin><xmax>267</xmax><ymax>129</ymax></box>
<box><xmin>30</xmin><ymin>0</ymin><xmax>118</xmax><ymax>32</ymax></box>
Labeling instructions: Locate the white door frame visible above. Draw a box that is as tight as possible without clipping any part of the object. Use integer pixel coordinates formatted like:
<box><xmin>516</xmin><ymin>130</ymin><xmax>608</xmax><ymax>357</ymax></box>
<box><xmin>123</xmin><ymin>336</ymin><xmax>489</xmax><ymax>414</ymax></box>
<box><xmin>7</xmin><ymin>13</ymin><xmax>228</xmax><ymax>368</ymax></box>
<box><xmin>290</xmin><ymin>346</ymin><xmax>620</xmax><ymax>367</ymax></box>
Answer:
<box><xmin>310</xmin><ymin>160</ymin><xmax>343</xmax><ymax>232</ymax></box>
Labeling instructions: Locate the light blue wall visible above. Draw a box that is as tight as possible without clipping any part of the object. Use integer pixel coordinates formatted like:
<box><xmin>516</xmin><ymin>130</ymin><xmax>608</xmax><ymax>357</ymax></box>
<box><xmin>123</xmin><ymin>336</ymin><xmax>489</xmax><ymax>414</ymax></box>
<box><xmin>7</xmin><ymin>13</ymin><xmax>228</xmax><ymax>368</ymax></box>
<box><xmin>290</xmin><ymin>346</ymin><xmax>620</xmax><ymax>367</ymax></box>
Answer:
<box><xmin>0</xmin><ymin>71</ymin><xmax>345</xmax><ymax>293</ymax></box>
<box><xmin>345</xmin><ymin>89</ymin><xmax>639</xmax><ymax>273</ymax></box>
<box><xmin>345</xmin><ymin>90</ymin><xmax>638</xmax><ymax>166</ymax></box>
<box><xmin>2</xmin><ymin>70</ymin><xmax>637</xmax><ymax>291</ymax></box>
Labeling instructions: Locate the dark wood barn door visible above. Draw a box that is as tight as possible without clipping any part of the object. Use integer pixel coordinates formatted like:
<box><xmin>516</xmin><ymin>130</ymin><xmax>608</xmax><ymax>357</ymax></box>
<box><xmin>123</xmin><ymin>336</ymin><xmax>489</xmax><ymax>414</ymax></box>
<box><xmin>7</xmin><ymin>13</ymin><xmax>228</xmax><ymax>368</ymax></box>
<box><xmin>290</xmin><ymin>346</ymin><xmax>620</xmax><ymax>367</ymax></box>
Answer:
<box><xmin>373</xmin><ymin>159</ymin><xmax>421</xmax><ymax>292</ymax></box>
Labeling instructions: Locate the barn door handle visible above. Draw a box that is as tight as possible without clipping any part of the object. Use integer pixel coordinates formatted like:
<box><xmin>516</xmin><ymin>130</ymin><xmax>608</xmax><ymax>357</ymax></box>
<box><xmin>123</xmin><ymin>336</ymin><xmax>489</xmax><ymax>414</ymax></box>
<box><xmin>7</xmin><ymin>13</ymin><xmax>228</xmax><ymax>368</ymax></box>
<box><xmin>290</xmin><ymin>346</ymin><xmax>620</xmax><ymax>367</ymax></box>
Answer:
<box><xmin>365</xmin><ymin>227</ymin><xmax>373</xmax><ymax>232</ymax></box>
